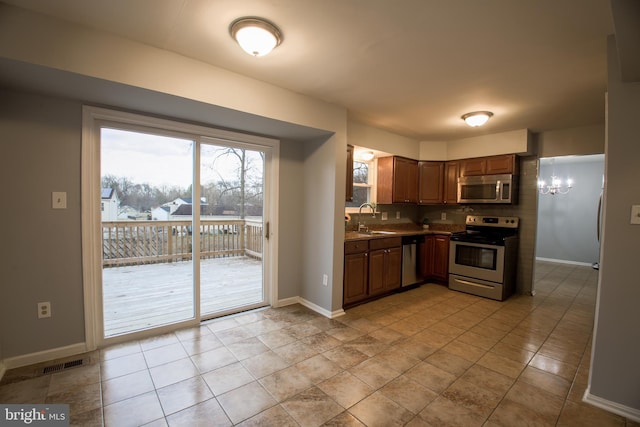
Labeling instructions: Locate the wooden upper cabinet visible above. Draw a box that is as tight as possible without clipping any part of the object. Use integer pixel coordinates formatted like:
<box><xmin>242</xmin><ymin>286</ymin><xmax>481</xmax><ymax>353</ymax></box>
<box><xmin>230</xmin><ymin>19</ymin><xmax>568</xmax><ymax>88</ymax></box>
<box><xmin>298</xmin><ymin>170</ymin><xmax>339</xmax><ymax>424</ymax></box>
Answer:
<box><xmin>346</xmin><ymin>144</ymin><xmax>354</xmax><ymax>202</ymax></box>
<box><xmin>377</xmin><ymin>156</ymin><xmax>418</xmax><ymax>204</ymax></box>
<box><xmin>486</xmin><ymin>154</ymin><xmax>518</xmax><ymax>175</ymax></box>
<box><xmin>460</xmin><ymin>154</ymin><xmax>518</xmax><ymax>176</ymax></box>
<box><xmin>460</xmin><ymin>157</ymin><xmax>486</xmax><ymax>176</ymax></box>
<box><xmin>443</xmin><ymin>161</ymin><xmax>459</xmax><ymax>204</ymax></box>
<box><xmin>418</xmin><ymin>161</ymin><xmax>444</xmax><ymax>204</ymax></box>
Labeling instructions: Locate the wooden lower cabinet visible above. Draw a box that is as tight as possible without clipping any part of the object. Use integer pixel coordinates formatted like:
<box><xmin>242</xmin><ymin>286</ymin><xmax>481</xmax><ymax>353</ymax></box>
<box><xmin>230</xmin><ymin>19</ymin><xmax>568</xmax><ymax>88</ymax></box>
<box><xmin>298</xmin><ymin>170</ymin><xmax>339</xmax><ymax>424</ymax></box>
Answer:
<box><xmin>369</xmin><ymin>246</ymin><xmax>402</xmax><ymax>296</ymax></box>
<box><xmin>343</xmin><ymin>237</ymin><xmax>401</xmax><ymax>307</ymax></box>
<box><xmin>344</xmin><ymin>252</ymin><xmax>368</xmax><ymax>305</ymax></box>
<box><xmin>421</xmin><ymin>234</ymin><xmax>450</xmax><ymax>283</ymax></box>
<box><xmin>432</xmin><ymin>235</ymin><xmax>450</xmax><ymax>282</ymax></box>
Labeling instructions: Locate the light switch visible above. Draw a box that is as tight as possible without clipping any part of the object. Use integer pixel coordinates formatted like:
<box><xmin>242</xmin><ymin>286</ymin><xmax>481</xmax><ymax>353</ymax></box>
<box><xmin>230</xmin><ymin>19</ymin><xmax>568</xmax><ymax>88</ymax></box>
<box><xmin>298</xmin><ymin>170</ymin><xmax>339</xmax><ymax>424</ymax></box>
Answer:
<box><xmin>52</xmin><ymin>192</ymin><xmax>67</xmax><ymax>209</ymax></box>
<box><xmin>631</xmin><ymin>205</ymin><xmax>640</xmax><ymax>225</ymax></box>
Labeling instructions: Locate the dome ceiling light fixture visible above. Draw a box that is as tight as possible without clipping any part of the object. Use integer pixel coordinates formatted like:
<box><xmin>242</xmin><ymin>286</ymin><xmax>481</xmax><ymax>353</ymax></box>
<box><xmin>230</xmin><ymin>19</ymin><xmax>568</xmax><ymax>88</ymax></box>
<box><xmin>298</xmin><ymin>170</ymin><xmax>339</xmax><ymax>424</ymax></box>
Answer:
<box><xmin>462</xmin><ymin>111</ymin><xmax>494</xmax><ymax>127</ymax></box>
<box><xmin>359</xmin><ymin>151</ymin><xmax>375</xmax><ymax>161</ymax></box>
<box><xmin>230</xmin><ymin>17</ymin><xmax>282</xmax><ymax>57</ymax></box>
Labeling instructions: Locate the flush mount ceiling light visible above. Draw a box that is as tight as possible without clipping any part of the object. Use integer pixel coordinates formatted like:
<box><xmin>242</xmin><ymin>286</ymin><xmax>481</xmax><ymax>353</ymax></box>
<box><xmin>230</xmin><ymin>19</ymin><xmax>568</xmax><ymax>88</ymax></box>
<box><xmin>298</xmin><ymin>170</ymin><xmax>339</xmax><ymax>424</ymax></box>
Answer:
<box><xmin>462</xmin><ymin>111</ymin><xmax>494</xmax><ymax>127</ymax></box>
<box><xmin>359</xmin><ymin>151</ymin><xmax>375</xmax><ymax>161</ymax></box>
<box><xmin>230</xmin><ymin>17</ymin><xmax>282</xmax><ymax>57</ymax></box>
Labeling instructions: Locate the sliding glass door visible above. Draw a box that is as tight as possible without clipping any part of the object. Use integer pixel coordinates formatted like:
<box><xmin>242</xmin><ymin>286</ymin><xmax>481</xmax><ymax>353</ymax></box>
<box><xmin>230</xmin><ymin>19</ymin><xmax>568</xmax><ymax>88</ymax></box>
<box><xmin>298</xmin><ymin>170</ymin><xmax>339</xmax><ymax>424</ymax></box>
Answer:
<box><xmin>97</xmin><ymin>122</ymin><xmax>270</xmax><ymax>340</ymax></box>
<box><xmin>199</xmin><ymin>140</ymin><xmax>266</xmax><ymax>318</ymax></box>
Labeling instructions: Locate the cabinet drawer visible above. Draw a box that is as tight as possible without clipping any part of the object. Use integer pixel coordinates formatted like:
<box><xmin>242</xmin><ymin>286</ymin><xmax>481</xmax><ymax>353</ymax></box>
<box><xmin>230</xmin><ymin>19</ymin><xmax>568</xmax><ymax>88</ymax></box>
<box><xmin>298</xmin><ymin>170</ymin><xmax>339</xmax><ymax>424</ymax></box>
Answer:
<box><xmin>369</xmin><ymin>237</ymin><xmax>402</xmax><ymax>250</ymax></box>
<box><xmin>345</xmin><ymin>240</ymin><xmax>369</xmax><ymax>254</ymax></box>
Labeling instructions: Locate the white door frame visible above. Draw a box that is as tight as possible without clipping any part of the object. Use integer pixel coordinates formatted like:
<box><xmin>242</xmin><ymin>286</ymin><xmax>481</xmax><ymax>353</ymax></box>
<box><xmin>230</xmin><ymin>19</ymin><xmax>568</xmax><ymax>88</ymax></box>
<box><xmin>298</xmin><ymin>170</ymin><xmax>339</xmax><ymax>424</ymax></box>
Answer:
<box><xmin>81</xmin><ymin>106</ymin><xmax>280</xmax><ymax>349</ymax></box>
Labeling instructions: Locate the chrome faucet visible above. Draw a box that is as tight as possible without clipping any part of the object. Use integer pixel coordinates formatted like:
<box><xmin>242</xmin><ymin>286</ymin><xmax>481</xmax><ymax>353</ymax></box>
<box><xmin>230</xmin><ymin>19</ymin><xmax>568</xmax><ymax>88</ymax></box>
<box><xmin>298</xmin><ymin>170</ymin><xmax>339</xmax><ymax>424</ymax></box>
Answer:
<box><xmin>358</xmin><ymin>203</ymin><xmax>376</xmax><ymax>232</ymax></box>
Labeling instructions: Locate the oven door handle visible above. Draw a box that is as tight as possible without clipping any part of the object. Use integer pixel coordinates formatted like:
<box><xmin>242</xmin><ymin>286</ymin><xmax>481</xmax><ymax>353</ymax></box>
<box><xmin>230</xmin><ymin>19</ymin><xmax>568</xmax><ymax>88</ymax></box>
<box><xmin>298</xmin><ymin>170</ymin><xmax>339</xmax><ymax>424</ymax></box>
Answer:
<box><xmin>453</xmin><ymin>278</ymin><xmax>496</xmax><ymax>289</ymax></box>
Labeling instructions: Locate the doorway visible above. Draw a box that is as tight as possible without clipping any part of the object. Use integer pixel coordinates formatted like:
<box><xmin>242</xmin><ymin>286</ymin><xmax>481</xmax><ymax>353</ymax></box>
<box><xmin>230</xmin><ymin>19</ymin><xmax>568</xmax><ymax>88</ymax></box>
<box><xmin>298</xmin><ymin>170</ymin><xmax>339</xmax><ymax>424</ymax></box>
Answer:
<box><xmin>535</xmin><ymin>154</ymin><xmax>605</xmax><ymax>267</ymax></box>
<box><xmin>82</xmin><ymin>107</ymin><xmax>278</xmax><ymax>346</ymax></box>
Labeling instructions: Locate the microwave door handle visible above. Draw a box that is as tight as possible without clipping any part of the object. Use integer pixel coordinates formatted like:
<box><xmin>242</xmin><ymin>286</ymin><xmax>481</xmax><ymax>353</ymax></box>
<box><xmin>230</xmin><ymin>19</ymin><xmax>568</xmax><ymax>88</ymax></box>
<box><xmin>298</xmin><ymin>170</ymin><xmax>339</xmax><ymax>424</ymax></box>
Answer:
<box><xmin>496</xmin><ymin>180</ymin><xmax>502</xmax><ymax>201</ymax></box>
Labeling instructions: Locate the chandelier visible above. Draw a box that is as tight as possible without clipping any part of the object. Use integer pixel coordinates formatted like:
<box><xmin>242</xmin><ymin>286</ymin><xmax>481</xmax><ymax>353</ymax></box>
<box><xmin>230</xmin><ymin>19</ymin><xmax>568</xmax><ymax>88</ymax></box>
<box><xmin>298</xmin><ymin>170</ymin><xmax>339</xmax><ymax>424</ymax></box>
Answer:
<box><xmin>538</xmin><ymin>176</ymin><xmax>573</xmax><ymax>195</ymax></box>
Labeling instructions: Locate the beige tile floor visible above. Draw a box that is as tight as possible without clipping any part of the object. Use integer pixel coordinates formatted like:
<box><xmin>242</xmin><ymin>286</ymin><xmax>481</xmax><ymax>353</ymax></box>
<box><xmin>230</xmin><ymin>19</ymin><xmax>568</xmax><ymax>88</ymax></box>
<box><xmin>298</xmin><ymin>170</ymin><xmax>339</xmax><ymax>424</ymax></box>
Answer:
<box><xmin>2</xmin><ymin>261</ymin><xmax>639</xmax><ymax>426</ymax></box>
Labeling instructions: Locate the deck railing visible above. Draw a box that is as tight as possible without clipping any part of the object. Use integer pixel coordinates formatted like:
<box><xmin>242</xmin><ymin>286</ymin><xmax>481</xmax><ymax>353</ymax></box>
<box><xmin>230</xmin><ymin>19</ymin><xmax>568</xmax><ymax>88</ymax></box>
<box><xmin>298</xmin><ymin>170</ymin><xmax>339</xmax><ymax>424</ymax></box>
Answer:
<box><xmin>102</xmin><ymin>219</ymin><xmax>263</xmax><ymax>267</ymax></box>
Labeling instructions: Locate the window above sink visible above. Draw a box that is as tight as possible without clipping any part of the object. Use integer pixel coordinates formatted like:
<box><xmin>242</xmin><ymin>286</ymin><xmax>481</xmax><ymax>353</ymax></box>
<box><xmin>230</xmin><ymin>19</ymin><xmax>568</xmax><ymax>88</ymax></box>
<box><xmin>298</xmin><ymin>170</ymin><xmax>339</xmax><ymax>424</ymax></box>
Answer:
<box><xmin>346</xmin><ymin>146</ymin><xmax>389</xmax><ymax>214</ymax></box>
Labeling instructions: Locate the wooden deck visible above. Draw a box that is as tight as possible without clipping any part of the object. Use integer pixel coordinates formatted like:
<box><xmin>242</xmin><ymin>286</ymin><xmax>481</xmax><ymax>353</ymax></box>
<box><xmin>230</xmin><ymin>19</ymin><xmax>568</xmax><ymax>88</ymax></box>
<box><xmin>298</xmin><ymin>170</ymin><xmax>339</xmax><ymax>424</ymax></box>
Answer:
<box><xmin>102</xmin><ymin>256</ymin><xmax>263</xmax><ymax>337</ymax></box>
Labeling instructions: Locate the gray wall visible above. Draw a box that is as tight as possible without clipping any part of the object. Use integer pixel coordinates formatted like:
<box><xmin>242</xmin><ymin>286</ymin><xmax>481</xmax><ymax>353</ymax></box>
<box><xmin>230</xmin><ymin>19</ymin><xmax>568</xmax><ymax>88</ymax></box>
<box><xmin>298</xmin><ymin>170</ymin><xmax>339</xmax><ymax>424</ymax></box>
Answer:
<box><xmin>301</xmin><ymin>136</ymin><xmax>339</xmax><ymax>311</ymax></box>
<box><xmin>536</xmin><ymin>155</ymin><xmax>604</xmax><ymax>264</ymax></box>
<box><xmin>277</xmin><ymin>140</ymin><xmax>305</xmax><ymax>300</ymax></box>
<box><xmin>588</xmin><ymin>35</ymin><xmax>640</xmax><ymax>412</ymax></box>
<box><xmin>0</xmin><ymin>89</ymin><xmax>85</xmax><ymax>358</ymax></box>
<box><xmin>0</xmin><ymin>88</ymin><xmax>314</xmax><ymax>360</ymax></box>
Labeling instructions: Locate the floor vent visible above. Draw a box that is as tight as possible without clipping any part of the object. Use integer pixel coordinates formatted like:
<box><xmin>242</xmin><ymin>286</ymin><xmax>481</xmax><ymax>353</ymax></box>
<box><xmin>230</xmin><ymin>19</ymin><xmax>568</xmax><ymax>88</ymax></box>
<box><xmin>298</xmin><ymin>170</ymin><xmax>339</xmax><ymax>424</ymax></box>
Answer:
<box><xmin>42</xmin><ymin>358</ymin><xmax>84</xmax><ymax>375</ymax></box>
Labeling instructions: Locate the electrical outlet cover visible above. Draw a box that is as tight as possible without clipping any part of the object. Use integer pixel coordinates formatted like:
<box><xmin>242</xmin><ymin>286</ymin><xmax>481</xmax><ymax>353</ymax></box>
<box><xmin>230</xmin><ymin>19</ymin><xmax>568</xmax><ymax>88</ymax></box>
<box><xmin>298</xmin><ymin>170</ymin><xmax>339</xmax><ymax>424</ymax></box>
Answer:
<box><xmin>631</xmin><ymin>205</ymin><xmax>640</xmax><ymax>224</ymax></box>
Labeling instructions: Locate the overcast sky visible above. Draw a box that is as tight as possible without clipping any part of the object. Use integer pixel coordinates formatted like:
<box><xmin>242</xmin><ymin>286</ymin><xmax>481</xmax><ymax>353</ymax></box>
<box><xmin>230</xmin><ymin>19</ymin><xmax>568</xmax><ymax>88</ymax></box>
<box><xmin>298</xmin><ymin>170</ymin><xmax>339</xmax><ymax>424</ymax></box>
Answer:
<box><xmin>101</xmin><ymin>128</ymin><xmax>262</xmax><ymax>188</ymax></box>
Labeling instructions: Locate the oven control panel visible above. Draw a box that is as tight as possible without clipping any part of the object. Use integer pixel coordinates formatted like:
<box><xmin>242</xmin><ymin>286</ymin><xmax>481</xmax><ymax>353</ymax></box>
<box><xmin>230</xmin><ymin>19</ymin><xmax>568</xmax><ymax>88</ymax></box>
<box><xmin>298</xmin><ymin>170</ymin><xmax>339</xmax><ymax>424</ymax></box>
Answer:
<box><xmin>465</xmin><ymin>215</ymin><xmax>519</xmax><ymax>228</ymax></box>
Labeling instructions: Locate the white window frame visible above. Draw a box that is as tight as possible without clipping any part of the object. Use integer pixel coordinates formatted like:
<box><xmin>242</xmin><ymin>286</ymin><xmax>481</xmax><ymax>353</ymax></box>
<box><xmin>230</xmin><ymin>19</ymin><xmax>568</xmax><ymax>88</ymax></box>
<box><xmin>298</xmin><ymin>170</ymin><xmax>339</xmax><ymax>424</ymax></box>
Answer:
<box><xmin>81</xmin><ymin>106</ymin><xmax>280</xmax><ymax>349</ymax></box>
<box><xmin>345</xmin><ymin>158</ymin><xmax>377</xmax><ymax>214</ymax></box>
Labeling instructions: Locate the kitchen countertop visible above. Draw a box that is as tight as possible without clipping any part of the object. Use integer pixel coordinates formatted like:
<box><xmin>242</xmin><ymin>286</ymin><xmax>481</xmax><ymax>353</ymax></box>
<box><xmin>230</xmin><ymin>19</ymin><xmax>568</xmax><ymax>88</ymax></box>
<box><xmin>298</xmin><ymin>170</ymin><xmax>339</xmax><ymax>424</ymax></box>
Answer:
<box><xmin>345</xmin><ymin>225</ymin><xmax>464</xmax><ymax>241</ymax></box>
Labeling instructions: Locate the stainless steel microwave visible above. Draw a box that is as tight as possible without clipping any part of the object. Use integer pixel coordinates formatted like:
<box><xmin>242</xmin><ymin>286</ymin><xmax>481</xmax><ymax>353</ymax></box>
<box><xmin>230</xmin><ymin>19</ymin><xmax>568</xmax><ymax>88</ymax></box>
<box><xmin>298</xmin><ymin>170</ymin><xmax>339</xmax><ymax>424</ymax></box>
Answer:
<box><xmin>457</xmin><ymin>174</ymin><xmax>517</xmax><ymax>204</ymax></box>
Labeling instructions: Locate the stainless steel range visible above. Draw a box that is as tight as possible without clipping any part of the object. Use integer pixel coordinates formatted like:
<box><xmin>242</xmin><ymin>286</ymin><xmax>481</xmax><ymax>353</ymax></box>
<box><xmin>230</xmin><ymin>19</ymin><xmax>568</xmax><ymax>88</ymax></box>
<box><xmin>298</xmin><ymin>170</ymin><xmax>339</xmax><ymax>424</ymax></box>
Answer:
<box><xmin>449</xmin><ymin>215</ymin><xmax>519</xmax><ymax>301</ymax></box>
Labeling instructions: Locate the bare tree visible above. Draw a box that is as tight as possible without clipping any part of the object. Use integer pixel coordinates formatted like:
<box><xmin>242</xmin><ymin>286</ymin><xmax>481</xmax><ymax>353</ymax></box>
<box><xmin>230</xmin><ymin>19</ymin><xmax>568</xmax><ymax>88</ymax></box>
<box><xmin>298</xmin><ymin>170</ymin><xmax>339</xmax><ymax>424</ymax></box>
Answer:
<box><xmin>206</xmin><ymin>147</ymin><xmax>264</xmax><ymax>218</ymax></box>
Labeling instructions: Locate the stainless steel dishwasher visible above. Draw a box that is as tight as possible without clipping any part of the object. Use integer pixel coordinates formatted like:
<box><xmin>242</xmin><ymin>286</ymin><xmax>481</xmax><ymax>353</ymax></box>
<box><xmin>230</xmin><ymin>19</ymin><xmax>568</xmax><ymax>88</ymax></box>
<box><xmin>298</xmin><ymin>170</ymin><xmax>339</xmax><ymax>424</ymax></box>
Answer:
<box><xmin>402</xmin><ymin>235</ymin><xmax>424</xmax><ymax>287</ymax></box>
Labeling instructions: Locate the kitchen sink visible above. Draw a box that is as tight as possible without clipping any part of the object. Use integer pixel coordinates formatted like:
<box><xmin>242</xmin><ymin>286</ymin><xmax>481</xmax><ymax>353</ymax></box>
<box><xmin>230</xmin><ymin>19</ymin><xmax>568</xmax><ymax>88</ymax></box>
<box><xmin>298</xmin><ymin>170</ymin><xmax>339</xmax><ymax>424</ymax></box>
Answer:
<box><xmin>367</xmin><ymin>230</ymin><xmax>397</xmax><ymax>235</ymax></box>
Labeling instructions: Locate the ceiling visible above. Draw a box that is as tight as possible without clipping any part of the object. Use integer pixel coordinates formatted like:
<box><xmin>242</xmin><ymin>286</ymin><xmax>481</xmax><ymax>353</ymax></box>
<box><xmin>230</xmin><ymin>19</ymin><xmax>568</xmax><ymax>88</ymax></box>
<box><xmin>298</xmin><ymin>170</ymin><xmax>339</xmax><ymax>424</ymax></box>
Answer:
<box><xmin>1</xmin><ymin>0</ymin><xmax>614</xmax><ymax>141</ymax></box>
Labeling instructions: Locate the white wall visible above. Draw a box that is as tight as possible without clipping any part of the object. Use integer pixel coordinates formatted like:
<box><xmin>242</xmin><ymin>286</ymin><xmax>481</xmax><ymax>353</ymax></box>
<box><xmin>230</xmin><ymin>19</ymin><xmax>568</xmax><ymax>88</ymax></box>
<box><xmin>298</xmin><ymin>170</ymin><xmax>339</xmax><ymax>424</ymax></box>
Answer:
<box><xmin>347</xmin><ymin>119</ymin><xmax>420</xmax><ymax>159</ymax></box>
<box><xmin>0</xmin><ymin>4</ymin><xmax>343</xmax><ymax>134</ymax></box>
<box><xmin>587</xmin><ymin>35</ymin><xmax>640</xmax><ymax>418</ymax></box>
<box><xmin>447</xmin><ymin>129</ymin><xmax>533</xmax><ymax>159</ymax></box>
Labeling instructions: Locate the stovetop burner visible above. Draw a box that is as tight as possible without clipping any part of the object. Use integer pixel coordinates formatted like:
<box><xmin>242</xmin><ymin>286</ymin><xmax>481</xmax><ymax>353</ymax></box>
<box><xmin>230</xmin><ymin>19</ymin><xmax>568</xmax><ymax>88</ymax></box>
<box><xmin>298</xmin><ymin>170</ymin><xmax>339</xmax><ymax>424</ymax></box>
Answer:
<box><xmin>450</xmin><ymin>215</ymin><xmax>520</xmax><ymax>246</ymax></box>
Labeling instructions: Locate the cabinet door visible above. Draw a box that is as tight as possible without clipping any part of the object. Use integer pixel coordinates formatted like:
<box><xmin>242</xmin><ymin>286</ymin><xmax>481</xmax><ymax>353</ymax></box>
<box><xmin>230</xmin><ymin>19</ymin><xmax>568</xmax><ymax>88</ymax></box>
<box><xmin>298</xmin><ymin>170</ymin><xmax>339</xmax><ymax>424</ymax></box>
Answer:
<box><xmin>418</xmin><ymin>161</ymin><xmax>444</xmax><ymax>204</ymax></box>
<box><xmin>368</xmin><ymin>249</ymin><xmax>386</xmax><ymax>296</ymax></box>
<box><xmin>460</xmin><ymin>158</ymin><xmax>486</xmax><ymax>176</ymax></box>
<box><xmin>393</xmin><ymin>157</ymin><xmax>418</xmax><ymax>203</ymax></box>
<box><xmin>432</xmin><ymin>235</ymin><xmax>450</xmax><ymax>281</ymax></box>
<box><xmin>384</xmin><ymin>247</ymin><xmax>402</xmax><ymax>292</ymax></box>
<box><xmin>420</xmin><ymin>236</ymin><xmax>435</xmax><ymax>278</ymax></box>
<box><xmin>346</xmin><ymin>145</ymin><xmax>354</xmax><ymax>202</ymax></box>
<box><xmin>376</xmin><ymin>157</ymin><xmax>394</xmax><ymax>204</ymax></box>
<box><xmin>444</xmin><ymin>161</ymin><xmax>459</xmax><ymax>204</ymax></box>
<box><xmin>344</xmin><ymin>252</ymin><xmax>368</xmax><ymax>305</ymax></box>
<box><xmin>486</xmin><ymin>154</ymin><xmax>516</xmax><ymax>175</ymax></box>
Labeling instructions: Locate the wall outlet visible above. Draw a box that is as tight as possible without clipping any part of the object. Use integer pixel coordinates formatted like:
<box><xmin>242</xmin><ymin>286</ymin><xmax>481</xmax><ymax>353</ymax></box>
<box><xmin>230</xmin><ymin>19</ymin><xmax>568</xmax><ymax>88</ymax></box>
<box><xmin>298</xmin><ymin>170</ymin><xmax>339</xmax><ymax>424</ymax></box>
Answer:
<box><xmin>38</xmin><ymin>302</ymin><xmax>51</xmax><ymax>319</ymax></box>
<box><xmin>441</xmin><ymin>212</ymin><xmax>447</xmax><ymax>221</ymax></box>
<box><xmin>322</xmin><ymin>274</ymin><xmax>328</xmax><ymax>286</ymax></box>
<box><xmin>396</xmin><ymin>211</ymin><xmax>401</xmax><ymax>219</ymax></box>
<box><xmin>381</xmin><ymin>212</ymin><xmax>388</xmax><ymax>221</ymax></box>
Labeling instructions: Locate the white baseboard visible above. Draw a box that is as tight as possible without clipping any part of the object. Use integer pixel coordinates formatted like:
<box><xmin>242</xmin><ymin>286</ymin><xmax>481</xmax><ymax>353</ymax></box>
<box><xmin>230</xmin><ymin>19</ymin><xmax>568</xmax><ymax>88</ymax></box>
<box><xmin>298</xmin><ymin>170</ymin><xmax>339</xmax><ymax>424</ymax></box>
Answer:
<box><xmin>276</xmin><ymin>296</ymin><xmax>300</xmax><ymax>308</ymax></box>
<box><xmin>276</xmin><ymin>296</ymin><xmax>345</xmax><ymax>319</ymax></box>
<box><xmin>3</xmin><ymin>343</ymin><xmax>88</xmax><ymax>370</ymax></box>
<box><xmin>583</xmin><ymin>387</ymin><xmax>640</xmax><ymax>422</ymax></box>
<box><xmin>298</xmin><ymin>297</ymin><xmax>345</xmax><ymax>319</ymax></box>
<box><xmin>536</xmin><ymin>257</ymin><xmax>594</xmax><ymax>267</ymax></box>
